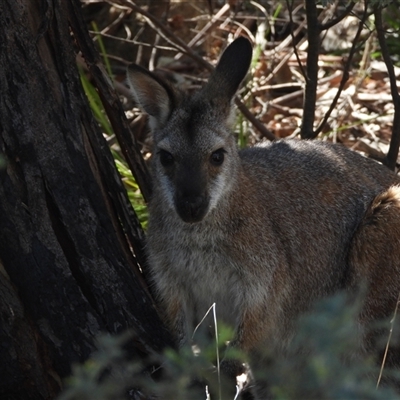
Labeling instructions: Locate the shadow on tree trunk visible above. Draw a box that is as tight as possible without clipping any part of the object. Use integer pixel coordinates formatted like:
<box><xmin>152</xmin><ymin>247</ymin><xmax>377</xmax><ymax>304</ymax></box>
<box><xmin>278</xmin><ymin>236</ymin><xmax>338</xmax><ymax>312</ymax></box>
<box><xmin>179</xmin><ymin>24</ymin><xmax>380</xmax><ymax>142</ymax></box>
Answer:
<box><xmin>0</xmin><ymin>1</ymin><xmax>174</xmax><ymax>399</ymax></box>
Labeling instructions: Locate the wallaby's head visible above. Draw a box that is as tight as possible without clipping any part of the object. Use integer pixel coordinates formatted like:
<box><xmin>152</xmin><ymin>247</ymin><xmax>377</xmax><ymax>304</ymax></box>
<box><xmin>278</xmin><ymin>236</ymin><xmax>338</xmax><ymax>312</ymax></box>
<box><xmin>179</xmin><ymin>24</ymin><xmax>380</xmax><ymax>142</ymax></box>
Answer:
<box><xmin>127</xmin><ymin>38</ymin><xmax>253</xmax><ymax>223</ymax></box>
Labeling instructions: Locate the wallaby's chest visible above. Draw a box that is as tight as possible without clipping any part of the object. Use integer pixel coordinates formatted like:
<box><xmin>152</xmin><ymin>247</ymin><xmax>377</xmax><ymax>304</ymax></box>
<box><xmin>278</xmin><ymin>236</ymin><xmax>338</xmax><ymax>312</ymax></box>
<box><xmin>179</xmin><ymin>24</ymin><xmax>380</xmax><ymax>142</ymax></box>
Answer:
<box><xmin>149</xmin><ymin>225</ymin><xmax>241</xmax><ymax>327</ymax></box>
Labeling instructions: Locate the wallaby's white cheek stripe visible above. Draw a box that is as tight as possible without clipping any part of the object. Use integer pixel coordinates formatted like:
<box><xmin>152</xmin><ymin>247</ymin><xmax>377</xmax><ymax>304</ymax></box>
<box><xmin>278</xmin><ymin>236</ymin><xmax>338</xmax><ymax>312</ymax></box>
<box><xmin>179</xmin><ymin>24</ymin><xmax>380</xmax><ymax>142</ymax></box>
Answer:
<box><xmin>208</xmin><ymin>173</ymin><xmax>230</xmax><ymax>212</ymax></box>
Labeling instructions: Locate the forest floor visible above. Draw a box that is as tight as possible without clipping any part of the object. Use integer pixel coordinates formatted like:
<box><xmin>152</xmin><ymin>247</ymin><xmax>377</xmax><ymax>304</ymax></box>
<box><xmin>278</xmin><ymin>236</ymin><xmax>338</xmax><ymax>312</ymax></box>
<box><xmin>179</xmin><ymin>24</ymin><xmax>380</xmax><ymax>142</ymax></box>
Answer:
<box><xmin>81</xmin><ymin>0</ymin><xmax>400</xmax><ymax>169</ymax></box>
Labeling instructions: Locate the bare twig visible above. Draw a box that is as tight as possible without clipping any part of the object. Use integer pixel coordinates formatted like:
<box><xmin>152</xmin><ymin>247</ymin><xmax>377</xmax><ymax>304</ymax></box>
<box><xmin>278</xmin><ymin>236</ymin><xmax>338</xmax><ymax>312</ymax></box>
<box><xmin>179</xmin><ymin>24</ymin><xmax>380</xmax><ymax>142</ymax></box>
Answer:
<box><xmin>174</xmin><ymin>3</ymin><xmax>231</xmax><ymax>60</ymax></box>
<box><xmin>301</xmin><ymin>0</ymin><xmax>321</xmax><ymax>139</ymax></box>
<box><xmin>314</xmin><ymin>5</ymin><xmax>370</xmax><ymax>136</ymax></box>
<box><xmin>286</xmin><ymin>0</ymin><xmax>307</xmax><ymax>79</ymax></box>
<box><xmin>236</xmin><ymin>99</ymin><xmax>275</xmax><ymax>140</ymax></box>
<box><xmin>319</xmin><ymin>1</ymin><xmax>356</xmax><ymax>31</ymax></box>
<box><xmin>114</xmin><ymin>0</ymin><xmax>214</xmax><ymax>70</ymax></box>
<box><xmin>377</xmin><ymin>291</ymin><xmax>400</xmax><ymax>388</ymax></box>
<box><xmin>374</xmin><ymin>5</ymin><xmax>400</xmax><ymax>170</ymax></box>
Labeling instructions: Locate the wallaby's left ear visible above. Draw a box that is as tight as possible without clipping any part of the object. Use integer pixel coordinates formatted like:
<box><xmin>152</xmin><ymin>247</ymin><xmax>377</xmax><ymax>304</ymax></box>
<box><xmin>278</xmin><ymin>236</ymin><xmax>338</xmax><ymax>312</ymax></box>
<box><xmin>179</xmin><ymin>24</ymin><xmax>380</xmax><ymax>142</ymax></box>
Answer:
<box><xmin>203</xmin><ymin>37</ymin><xmax>253</xmax><ymax>103</ymax></box>
<box><xmin>126</xmin><ymin>64</ymin><xmax>175</xmax><ymax>130</ymax></box>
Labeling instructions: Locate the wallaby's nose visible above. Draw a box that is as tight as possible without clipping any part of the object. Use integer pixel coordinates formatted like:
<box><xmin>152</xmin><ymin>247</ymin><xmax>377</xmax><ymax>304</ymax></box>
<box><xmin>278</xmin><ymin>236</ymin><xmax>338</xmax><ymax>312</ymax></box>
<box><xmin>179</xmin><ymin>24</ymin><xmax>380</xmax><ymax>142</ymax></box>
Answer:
<box><xmin>176</xmin><ymin>194</ymin><xmax>209</xmax><ymax>223</ymax></box>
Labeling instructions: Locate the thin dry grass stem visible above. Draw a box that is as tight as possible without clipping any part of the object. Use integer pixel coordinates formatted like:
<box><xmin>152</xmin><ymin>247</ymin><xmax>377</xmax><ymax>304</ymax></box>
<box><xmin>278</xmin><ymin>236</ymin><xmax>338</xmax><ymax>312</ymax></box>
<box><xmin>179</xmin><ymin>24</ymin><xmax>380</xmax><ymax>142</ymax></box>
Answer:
<box><xmin>250</xmin><ymin>1</ymin><xmax>269</xmax><ymax>21</ymax></box>
<box><xmin>149</xmin><ymin>32</ymin><xmax>160</xmax><ymax>71</ymax></box>
<box><xmin>275</xmin><ymin>18</ymin><xmax>306</xmax><ymax>53</ymax></box>
<box><xmin>174</xmin><ymin>3</ymin><xmax>230</xmax><ymax>60</ymax></box>
<box><xmin>333</xmin><ymin>30</ymin><xmax>375</xmax><ymax>138</ymax></box>
<box><xmin>264</xmin><ymin>49</ymin><xmax>295</xmax><ymax>83</ymax></box>
<box><xmin>92</xmin><ymin>8</ymin><xmax>127</xmax><ymax>39</ymax></box>
<box><xmin>89</xmin><ymin>31</ymin><xmax>177</xmax><ymax>54</ymax></box>
<box><xmin>230</xmin><ymin>20</ymin><xmax>255</xmax><ymax>42</ymax></box>
<box><xmin>256</xmin><ymin>81</ymin><xmax>302</xmax><ymax>92</ymax></box>
<box><xmin>193</xmin><ymin>303</ymin><xmax>222</xmax><ymax>400</ymax></box>
<box><xmin>286</xmin><ymin>0</ymin><xmax>307</xmax><ymax>80</ymax></box>
<box><xmin>376</xmin><ymin>291</ymin><xmax>400</xmax><ymax>388</ymax></box>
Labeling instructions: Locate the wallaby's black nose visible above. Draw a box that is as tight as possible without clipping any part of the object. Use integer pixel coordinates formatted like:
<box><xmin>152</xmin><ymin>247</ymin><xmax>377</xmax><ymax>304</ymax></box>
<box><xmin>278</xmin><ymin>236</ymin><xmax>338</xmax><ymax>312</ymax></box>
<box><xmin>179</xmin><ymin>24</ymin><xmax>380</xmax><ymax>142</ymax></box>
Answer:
<box><xmin>176</xmin><ymin>195</ymin><xmax>209</xmax><ymax>223</ymax></box>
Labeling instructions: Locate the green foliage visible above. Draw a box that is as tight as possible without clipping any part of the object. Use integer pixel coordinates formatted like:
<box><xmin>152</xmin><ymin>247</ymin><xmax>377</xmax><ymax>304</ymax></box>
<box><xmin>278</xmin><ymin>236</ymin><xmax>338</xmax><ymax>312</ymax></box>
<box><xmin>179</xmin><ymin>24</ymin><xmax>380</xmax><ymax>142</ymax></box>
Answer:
<box><xmin>58</xmin><ymin>326</ymin><xmax>237</xmax><ymax>400</ymax></box>
<box><xmin>263</xmin><ymin>292</ymin><xmax>398</xmax><ymax>400</ymax></box>
<box><xmin>382</xmin><ymin>5</ymin><xmax>400</xmax><ymax>64</ymax></box>
<box><xmin>58</xmin><ymin>292</ymin><xmax>400</xmax><ymax>400</ymax></box>
<box><xmin>114</xmin><ymin>157</ymin><xmax>148</xmax><ymax>229</ymax></box>
<box><xmin>79</xmin><ymin>66</ymin><xmax>148</xmax><ymax>228</ymax></box>
<box><xmin>58</xmin><ymin>332</ymin><xmax>142</xmax><ymax>400</ymax></box>
<box><xmin>236</xmin><ymin>111</ymin><xmax>249</xmax><ymax>149</ymax></box>
<box><xmin>79</xmin><ymin>68</ymin><xmax>113</xmax><ymax>136</ymax></box>
<box><xmin>92</xmin><ymin>22</ymin><xmax>113</xmax><ymax>78</ymax></box>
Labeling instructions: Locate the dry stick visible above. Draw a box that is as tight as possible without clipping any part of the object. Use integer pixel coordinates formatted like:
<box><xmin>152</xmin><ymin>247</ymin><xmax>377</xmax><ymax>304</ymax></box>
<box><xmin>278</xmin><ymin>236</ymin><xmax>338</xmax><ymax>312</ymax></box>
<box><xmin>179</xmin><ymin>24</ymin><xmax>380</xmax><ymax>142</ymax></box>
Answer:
<box><xmin>265</xmin><ymin>49</ymin><xmax>295</xmax><ymax>84</ymax></box>
<box><xmin>276</xmin><ymin>14</ymin><xmax>306</xmax><ymax>53</ymax></box>
<box><xmin>117</xmin><ymin>0</ymin><xmax>214</xmax><ymax>71</ymax></box>
<box><xmin>286</xmin><ymin>0</ymin><xmax>307</xmax><ymax>80</ymax></box>
<box><xmin>301</xmin><ymin>1</ymin><xmax>358</xmax><ymax>139</ymax></box>
<box><xmin>236</xmin><ymin>100</ymin><xmax>275</xmax><ymax>141</ymax></box>
<box><xmin>374</xmin><ymin>5</ymin><xmax>400</xmax><ymax>171</ymax></box>
<box><xmin>301</xmin><ymin>0</ymin><xmax>320</xmax><ymax>139</ymax></box>
<box><xmin>96</xmin><ymin>7</ymin><xmax>127</xmax><ymax>37</ymax></box>
<box><xmin>174</xmin><ymin>3</ymin><xmax>231</xmax><ymax>60</ymax></box>
<box><xmin>319</xmin><ymin>1</ymin><xmax>356</xmax><ymax>31</ymax></box>
<box><xmin>314</xmin><ymin>6</ymin><xmax>369</xmax><ymax>137</ymax></box>
<box><xmin>193</xmin><ymin>303</ymin><xmax>222</xmax><ymax>400</ymax></box>
<box><xmin>117</xmin><ymin>0</ymin><xmax>275</xmax><ymax>141</ymax></box>
<box><xmin>377</xmin><ymin>291</ymin><xmax>400</xmax><ymax>388</ymax></box>
<box><xmin>89</xmin><ymin>31</ymin><xmax>178</xmax><ymax>54</ymax></box>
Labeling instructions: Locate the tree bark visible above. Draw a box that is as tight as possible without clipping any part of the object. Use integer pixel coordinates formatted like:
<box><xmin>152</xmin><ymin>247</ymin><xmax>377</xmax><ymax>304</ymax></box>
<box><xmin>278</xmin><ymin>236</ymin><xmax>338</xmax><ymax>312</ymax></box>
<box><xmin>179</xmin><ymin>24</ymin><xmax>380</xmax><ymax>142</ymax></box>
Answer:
<box><xmin>0</xmin><ymin>1</ymin><xmax>173</xmax><ymax>399</ymax></box>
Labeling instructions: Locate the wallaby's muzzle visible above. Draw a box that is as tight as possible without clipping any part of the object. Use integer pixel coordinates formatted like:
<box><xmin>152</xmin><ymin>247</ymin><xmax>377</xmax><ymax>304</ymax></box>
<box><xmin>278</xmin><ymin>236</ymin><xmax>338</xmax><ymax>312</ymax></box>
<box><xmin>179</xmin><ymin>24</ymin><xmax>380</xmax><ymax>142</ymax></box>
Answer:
<box><xmin>175</xmin><ymin>193</ymin><xmax>209</xmax><ymax>223</ymax></box>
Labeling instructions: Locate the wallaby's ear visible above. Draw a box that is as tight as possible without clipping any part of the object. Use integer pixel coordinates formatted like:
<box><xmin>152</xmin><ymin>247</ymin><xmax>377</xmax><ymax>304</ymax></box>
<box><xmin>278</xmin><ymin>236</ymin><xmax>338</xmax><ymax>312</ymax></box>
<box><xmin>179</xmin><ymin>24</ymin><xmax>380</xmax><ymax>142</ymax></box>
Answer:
<box><xmin>204</xmin><ymin>37</ymin><xmax>253</xmax><ymax>104</ymax></box>
<box><xmin>126</xmin><ymin>64</ymin><xmax>174</xmax><ymax>130</ymax></box>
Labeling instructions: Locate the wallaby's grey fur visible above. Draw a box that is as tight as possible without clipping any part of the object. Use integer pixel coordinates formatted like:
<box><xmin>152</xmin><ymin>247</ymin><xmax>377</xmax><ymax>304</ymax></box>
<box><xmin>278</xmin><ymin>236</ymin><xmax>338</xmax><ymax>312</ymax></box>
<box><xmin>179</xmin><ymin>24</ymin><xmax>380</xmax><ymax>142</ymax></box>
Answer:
<box><xmin>127</xmin><ymin>37</ymin><xmax>400</xmax><ymax>397</ymax></box>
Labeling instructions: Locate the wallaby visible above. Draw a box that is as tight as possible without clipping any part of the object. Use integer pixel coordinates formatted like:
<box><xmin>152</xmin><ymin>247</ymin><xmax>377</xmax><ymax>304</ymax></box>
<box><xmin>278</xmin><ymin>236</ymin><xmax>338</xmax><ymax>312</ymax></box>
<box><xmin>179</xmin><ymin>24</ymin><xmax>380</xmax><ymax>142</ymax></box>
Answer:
<box><xmin>127</xmin><ymin>37</ymin><xmax>400</xmax><ymax>398</ymax></box>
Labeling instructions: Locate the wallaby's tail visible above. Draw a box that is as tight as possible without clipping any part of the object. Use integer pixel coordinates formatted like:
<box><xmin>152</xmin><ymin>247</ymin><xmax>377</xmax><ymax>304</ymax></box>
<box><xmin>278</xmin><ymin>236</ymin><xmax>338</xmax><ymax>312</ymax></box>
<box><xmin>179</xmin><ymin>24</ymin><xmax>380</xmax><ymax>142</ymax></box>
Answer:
<box><xmin>349</xmin><ymin>184</ymin><xmax>400</xmax><ymax>362</ymax></box>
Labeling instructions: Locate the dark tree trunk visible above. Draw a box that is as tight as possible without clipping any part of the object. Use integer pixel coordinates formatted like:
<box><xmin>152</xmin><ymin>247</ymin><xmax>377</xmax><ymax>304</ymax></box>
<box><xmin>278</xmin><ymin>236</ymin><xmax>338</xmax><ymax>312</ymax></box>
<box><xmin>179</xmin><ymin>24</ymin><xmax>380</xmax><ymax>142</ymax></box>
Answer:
<box><xmin>0</xmin><ymin>1</ymin><xmax>173</xmax><ymax>399</ymax></box>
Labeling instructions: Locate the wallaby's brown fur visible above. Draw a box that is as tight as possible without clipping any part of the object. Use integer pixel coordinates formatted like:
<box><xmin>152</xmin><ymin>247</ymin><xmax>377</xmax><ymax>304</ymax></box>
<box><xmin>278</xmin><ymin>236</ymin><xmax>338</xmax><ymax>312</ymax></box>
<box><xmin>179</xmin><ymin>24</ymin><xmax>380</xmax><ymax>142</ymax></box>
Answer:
<box><xmin>127</xmin><ymin>37</ymin><xmax>400</xmax><ymax>396</ymax></box>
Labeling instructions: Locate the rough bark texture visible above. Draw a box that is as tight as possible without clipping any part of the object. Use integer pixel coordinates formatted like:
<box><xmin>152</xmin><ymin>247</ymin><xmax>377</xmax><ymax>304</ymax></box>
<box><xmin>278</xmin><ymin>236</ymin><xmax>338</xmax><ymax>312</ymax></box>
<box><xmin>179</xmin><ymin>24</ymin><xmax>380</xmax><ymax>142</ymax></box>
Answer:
<box><xmin>0</xmin><ymin>1</ymin><xmax>173</xmax><ymax>399</ymax></box>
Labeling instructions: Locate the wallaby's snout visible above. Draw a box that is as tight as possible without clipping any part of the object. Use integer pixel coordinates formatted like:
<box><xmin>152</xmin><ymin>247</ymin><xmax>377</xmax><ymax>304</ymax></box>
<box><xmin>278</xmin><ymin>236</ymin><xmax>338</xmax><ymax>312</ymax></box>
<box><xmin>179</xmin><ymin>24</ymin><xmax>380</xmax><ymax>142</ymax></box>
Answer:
<box><xmin>174</xmin><ymin>163</ymin><xmax>210</xmax><ymax>223</ymax></box>
<box><xmin>176</xmin><ymin>192</ymin><xmax>209</xmax><ymax>223</ymax></box>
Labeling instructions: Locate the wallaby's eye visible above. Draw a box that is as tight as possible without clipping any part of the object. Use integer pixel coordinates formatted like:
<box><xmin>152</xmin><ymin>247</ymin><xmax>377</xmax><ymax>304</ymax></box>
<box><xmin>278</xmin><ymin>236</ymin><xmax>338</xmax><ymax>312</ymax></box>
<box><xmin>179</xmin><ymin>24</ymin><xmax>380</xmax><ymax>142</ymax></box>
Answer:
<box><xmin>210</xmin><ymin>148</ymin><xmax>225</xmax><ymax>166</ymax></box>
<box><xmin>159</xmin><ymin>149</ymin><xmax>174</xmax><ymax>167</ymax></box>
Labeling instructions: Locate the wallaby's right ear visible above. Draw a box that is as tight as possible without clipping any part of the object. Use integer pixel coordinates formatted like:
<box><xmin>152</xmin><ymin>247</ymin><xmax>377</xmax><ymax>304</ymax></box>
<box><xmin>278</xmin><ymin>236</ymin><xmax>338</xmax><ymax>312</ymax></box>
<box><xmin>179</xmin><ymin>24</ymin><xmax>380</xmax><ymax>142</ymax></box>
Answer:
<box><xmin>126</xmin><ymin>64</ymin><xmax>174</xmax><ymax>130</ymax></box>
<box><xmin>204</xmin><ymin>37</ymin><xmax>253</xmax><ymax>104</ymax></box>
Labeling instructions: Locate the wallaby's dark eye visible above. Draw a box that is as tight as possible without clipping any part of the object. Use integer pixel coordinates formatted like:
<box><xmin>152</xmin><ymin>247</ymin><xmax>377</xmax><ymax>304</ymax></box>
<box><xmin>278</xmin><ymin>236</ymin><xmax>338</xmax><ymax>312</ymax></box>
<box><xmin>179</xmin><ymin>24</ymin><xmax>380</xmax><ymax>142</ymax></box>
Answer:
<box><xmin>210</xmin><ymin>148</ymin><xmax>225</xmax><ymax>166</ymax></box>
<box><xmin>159</xmin><ymin>149</ymin><xmax>174</xmax><ymax>167</ymax></box>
